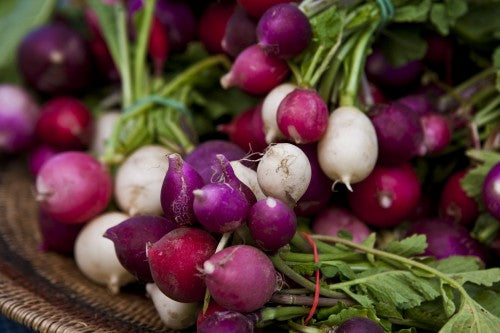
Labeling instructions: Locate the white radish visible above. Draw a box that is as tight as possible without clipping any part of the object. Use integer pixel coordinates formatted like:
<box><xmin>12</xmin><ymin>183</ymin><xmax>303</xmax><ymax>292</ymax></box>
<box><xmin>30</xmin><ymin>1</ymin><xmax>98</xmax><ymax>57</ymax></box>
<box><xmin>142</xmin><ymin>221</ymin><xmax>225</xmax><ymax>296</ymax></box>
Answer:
<box><xmin>230</xmin><ymin>160</ymin><xmax>266</xmax><ymax>200</ymax></box>
<box><xmin>317</xmin><ymin>106</ymin><xmax>378</xmax><ymax>191</ymax></box>
<box><xmin>74</xmin><ymin>211</ymin><xmax>135</xmax><ymax>294</ymax></box>
<box><xmin>146</xmin><ymin>283</ymin><xmax>199</xmax><ymax>330</ymax></box>
<box><xmin>261</xmin><ymin>83</ymin><xmax>297</xmax><ymax>143</ymax></box>
<box><xmin>257</xmin><ymin>143</ymin><xmax>311</xmax><ymax>206</ymax></box>
<box><xmin>114</xmin><ymin>145</ymin><xmax>172</xmax><ymax>216</ymax></box>
<box><xmin>89</xmin><ymin>110</ymin><xmax>121</xmax><ymax>157</ymax></box>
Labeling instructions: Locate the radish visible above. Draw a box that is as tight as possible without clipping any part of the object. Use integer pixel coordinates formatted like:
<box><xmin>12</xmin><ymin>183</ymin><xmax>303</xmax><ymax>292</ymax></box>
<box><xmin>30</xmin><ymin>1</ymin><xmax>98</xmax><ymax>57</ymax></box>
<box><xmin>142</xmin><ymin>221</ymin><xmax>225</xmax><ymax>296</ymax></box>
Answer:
<box><xmin>74</xmin><ymin>212</ymin><xmax>135</xmax><ymax>294</ymax></box>
<box><xmin>89</xmin><ymin>111</ymin><xmax>121</xmax><ymax>157</ymax></box>
<box><xmin>261</xmin><ymin>83</ymin><xmax>297</xmax><ymax>143</ymax></box>
<box><xmin>220</xmin><ymin>44</ymin><xmax>289</xmax><ymax>95</ymax></box>
<box><xmin>257</xmin><ymin>143</ymin><xmax>311</xmax><ymax>206</ymax></box>
<box><xmin>311</xmin><ymin>206</ymin><xmax>371</xmax><ymax>244</ymax></box>
<box><xmin>160</xmin><ymin>153</ymin><xmax>204</xmax><ymax>226</ymax></box>
<box><xmin>237</xmin><ymin>0</ymin><xmax>296</xmax><ymax>18</ymax></box>
<box><xmin>214</xmin><ymin>154</ymin><xmax>257</xmax><ymax>204</ymax></box>
<box><xmin>230</xmin><ymin>160</ymin><xmax>266</xmax><ymax>201</ymax></box>
<box><xmin>36</xmin><ymin>151</ymin><xmax>112</xmax><ymax>224</ymax></box>
<box><xmin>155</xmin><ymin>0</ymin><xmax>197</xmax><ymax>53</ymax></box>
<box><xmin>276</xmin><ymin>88</ymin><xmax>328</xmax><ymax>144</ymax></box>
<box><xmin>38</xmin><ymin>208</ymin><xmax>83</xmax><ymax>255</ymax></box>
<box><xmin>348</xmin><ymin>163</ymin><xmax>422</xmax><ymax>228</ymax></box>
<box><xmin>199</xmin><ymin>311</ymin><xmax>254</xmax><ymax>333</ymax></box>
<box><xmin>148</xmin><ymin>16</ymin><xmax>170</xmax><ymax>76</ymax></box>
<box><xmin>439</xmin><ymin>170</ymin><xmax>479</xmax><ymax>225</ymax></box>
<box><xmin>418</xmin><ymin>113</ymin><xmax>452</xmax><ymax>155</ymax></box>
<box><xmin>146</xmin><ymin>283</ymin><xmax>199</xmax><ymax>330</ymax></box>
<box><xmin>247</xmin><ymin>197</ymin><xmax>297</xmax><ymax>251</ymax></box>
<box><xmin>337</xmin><ymin>317</ymin><xmax>384</xmax><ymax>333</ymax></box>
<box><xmin>317</xmin><ymin>106</ymin><xmax>378</xmax><ymax>191</ymax></box>
<box><xmin>257</xmin><ymin>3</ymin><xmax>311</xmax><ymax>58</ymax></box>
<box><xmin>148</xmin><ymin>227</ymin><xmax>217</xmax><ymax>303</ymax></box>
<box><xmin>28</xmin><ymin>145</ymin><xmax>58</xmax><ymax>177</ymax></box>
<box><xmin>114</xmin><ymin>145</ymin><xmax>172</xmax><ymax>216</ymax></box>
<box><xmin>221</xmin><ymin>6</ymin><xmax>257</xmax><ymax>58</ymax></box>
<box><xmin>0</xmin><ymin>84</ymin><xmax>40</xmax><ymax>153</ymax></box>
<box><xmin>104</xmin><ymin>215</ymin><xmax>177</xmax><ymax>282</ymax></box>
<box><xmin>482</xmin><ymin>162</ymin><xmax>500</xmax><ymax>220</ymax></box>
<box><xmin>397</xmin><ymin>94</ymin><xmax>435</xmax><ymax>116</ymax></box>
<box><xmin>203</xmin><ymin>245</ymin><xmax>277</xmax><ymax>312</ymax></box>
<box><xmin>197</xmin><ymin>300</ymin><xmax>228</xmax><ymax>329</ymax></box>
<box><xmin>198</xmin><ymin>2</ymin><xmax>235</xmax><ymax>54</ymax></box>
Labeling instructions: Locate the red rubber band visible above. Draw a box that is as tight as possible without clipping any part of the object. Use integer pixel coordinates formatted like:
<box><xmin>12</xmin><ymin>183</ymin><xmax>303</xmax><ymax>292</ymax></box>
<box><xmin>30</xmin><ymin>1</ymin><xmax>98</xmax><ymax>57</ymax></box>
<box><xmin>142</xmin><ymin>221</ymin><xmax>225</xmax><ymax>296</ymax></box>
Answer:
<box><xmin>300</xmin><ymin>231</ymin><xmax>320</xmax><ymax>325</ymax></box>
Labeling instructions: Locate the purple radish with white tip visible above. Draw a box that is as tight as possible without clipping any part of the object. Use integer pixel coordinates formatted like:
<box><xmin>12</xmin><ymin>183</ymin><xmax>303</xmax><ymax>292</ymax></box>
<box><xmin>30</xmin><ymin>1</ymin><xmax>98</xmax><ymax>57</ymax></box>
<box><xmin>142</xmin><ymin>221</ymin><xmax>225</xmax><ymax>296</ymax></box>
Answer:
<box><xmin>213</xmin><ymin>154</ymin><xmax>256</xmax><ymax>205</ymax></box>
<box><xmin>198</xmin><ymin>311</ymin><xmax>254</xmax><ymax>333</ymax></box>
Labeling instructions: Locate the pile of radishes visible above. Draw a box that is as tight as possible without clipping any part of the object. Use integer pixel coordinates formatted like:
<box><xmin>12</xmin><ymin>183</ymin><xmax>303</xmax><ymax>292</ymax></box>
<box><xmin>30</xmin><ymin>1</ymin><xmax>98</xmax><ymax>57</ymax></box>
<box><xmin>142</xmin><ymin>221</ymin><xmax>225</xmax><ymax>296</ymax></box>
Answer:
<box><xmin>1</xmin><ymin>0</ymin><xmax>500</xmax><ymax>332</ymax></box>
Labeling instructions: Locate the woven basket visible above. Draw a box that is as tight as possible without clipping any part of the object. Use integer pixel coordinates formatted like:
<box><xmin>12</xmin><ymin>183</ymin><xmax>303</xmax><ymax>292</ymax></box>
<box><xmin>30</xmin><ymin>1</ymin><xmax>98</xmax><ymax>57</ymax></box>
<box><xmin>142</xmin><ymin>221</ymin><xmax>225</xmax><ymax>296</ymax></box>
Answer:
<box><xmin>0</xmin><ymin>157</ymin><xmax>176</xmax><ymax>333</ymax></box>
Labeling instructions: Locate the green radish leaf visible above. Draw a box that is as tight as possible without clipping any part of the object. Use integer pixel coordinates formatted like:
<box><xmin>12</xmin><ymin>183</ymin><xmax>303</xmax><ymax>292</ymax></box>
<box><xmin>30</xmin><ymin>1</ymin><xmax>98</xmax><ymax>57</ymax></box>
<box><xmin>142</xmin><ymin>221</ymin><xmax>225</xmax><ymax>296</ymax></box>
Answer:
<box><xmin>378</xmin><ymin>26</ymin><xmax>428</xmax><ymax>67</ymax></box>
<box><xmin>318</xmin><ymin>306</ymin><xmax>382</xmax><ymax>327</ymax></box>
<box><xmin>393</xmin><ymin>0</ymin><xmax>432</xmax><ymax>23</ymax></box>
<box><xmin>430</xmin><ymin>0</ymin><xmax>468</xmax><ymax>35</ymax></box>
<box><xmin>395</xmin><ymin>328</ymin><xmax>417</xmax><ymax>333</ymax></box>
<box><xmin>406</xmin><ymin>299</ymin><xmax>449</xmax><ymax>331</ymax></box>
<box><xmin>471</xmin><ymin>213</ymin><xmax>500</xmax><ymax>244</ymax></box>
<box><xmin>318</xmin><ymin>261</ymin><xmax>356</xmax><ymax>280</ymax></box>
<box><xmin>362</xmin><ymin>233</ymin><xmax>376</xmax><ymax>264</ymax></box>
<box><xmin>384</xmin><ymin>234</ymin><xmax>427</xmax><ymax>258</ymax></box>
<box><xmin>453</xmin><ymin>3</ymin><xmax>500</xmax><ymax>45</ymax></box>
<box><xmin>439</xmin><ymin>297</ymin><xmax>500</xmax><ymax>333</ymax></box>
<box><xmin>464</xmin><ymin>283</ymin><xmax>500</xmax><ymax>317</ymax></box>
<box><xmin>494</xmin><ymin>47</ymin><xmax>500</xmax><ymax>90</ymax></box>
<box><xmin>461</xmin><ymin>150</ymin><xmax>500</xmax><ymax>199</ymax></box>
<box><xmin>440</xmin><ymin>281</ymin><xmax>457</xmax><ymax>318</ymax></box>
<box><xmin>430</xmin><ymin>256</ymin><xmax>483</xmax><ymax>273</ymax></box>
<box><xmin>447</xmin><ymin>268</ymin><xmax>500</xmax><ymax>287</ymax></box>
<box><xmin>375</xmin><ymin>302</ymin><xmax>404</xmax><ymax>319</ymax></box>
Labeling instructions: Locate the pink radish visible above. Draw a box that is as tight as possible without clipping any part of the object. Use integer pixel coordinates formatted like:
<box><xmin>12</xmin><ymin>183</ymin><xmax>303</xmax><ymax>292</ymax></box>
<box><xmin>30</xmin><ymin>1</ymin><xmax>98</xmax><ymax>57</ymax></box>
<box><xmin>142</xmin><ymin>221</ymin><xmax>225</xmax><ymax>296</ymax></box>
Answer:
<box><xmin>312</xmin><ymin>206</ymin><xmax>371</xmax><ymax>243</ymax></box>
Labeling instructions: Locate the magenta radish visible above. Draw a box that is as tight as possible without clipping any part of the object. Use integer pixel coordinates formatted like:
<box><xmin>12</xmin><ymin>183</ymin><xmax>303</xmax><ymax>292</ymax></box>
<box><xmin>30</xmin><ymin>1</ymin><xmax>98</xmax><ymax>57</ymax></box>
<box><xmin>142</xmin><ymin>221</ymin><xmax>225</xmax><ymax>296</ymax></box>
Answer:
<box><xmin>213</xmin><ymin>154</ymin><xmax>257</xmax><ymax>205</ymax></box>
<box><xmin>148</xmin><ymin>227</ymin><xmax>217</xmax><ymax>302</ymax></box>
<box><xmin>276</xmin><ymin>88</ymin><xmax>328</xmax><ymax>144</ymax></box>
<box><xmin>37</xmin><ymin>208</ymin><xmax>83</xmax><ymax>255</ymax></box>
<box><xmin>17</xmin><ymin>23</ymin><xmax>93</xmax><ymax>95</ymax></box>
<box><xmin>198</xmin><ymin>311</ymin><xmax>254</xmax><ymax>333</ymax></box>
<box><xmin>257</xmin><ymin>143</ymin><xmax>311</xmax><ymax>206</ymax></box>
<box><xmin>203</xmin><ymin>245</ymin><xmax>276</xmax><ymax>312</ymax></box>
<box><xmin>28</xmin><ymin>145</ymin><xmax>58</xmax><ymax>177</ymax></box>
<box><xmin>0</xmin><ymin>84</ymin><xmax>40</xmax><ymax>153</ymax></box>
<box><xmin>155</xmin><ymin>0</ymin><xmax>197</xmax><ymax>53</ymax></box>
<box><xmin>115</xmin><ymin>145</ymin><xmax>172</xmax><ymax>216</ymax></box>
<box><xmin>35</xmin><ymin>97</ymin><xmax>92</xmax><ymax>150</ymax></box>
<box><xmin>237</xmin><ymin>0</ymin><xmax>296</xmax><ymax>18</ymax></box>
<box><xmin>193</xmin><ymin>183</ymin><xmax>251</xmax><ymax>233</ymax></box>
<box><xmin>262</xmin><ymin>83</ymin><xmax>297</xmax><ymax>143</ymax></box>
<box><xmin>312</xmin><ymin>206</ymin><xmax>371</xmax><ymax>243</ymax></box>
<box><xmin>248</xmin><ymin>197</ymin><xmax>297</xmax><ymax>251</ymax></box>
<box><xmin>418</xmin><ymin>113</ymin><xmax>452</xmax><ymax>155</ymax></box>
<box><xmin>317</xmin><ymin>106</ymin><xmax>378</xmax><ymax>191</ymax></box>
<box><xmin>347</xmin><ymin>163</ymin><xmax>422</xmax><ymax>228</ymax></box>
<box><xmin>337</xmin><ymin>317</ymin><xmax>384</xmax><ymax>333</ymax></box>
<box><xmin>482</xmin><ymin>163</ymin><xmax>500</xmax><ymax>220</ymax></box>
<box><xmin>220</xmin><ymin>44</ymin><xmax>289</xmax><ymax>95</ymax></box>
<box><xmin>36</xmin><ymin>151</ymin><xmax>112</xmax><ymax>224</ymax></box>
<box><xmin>368</xmin><ymin>102</ymin><xmax>423</xmax><ymax>165</ymax></box>
<box><xmin>197</xmin><ymin>301</ymin><xmax>228</xmax><ymax>329</ymax></box>
<box><xmin>104</xmin><ymin>215</ymin><xmax>177</xmax><ymax>282</ymax></box>
<box><xmin>148</xmin><ymin>16</ymin><xmax>170</xmax><ymax>76</ymax></box>
<box><xmin>160</xmin><ymin>153</ymin><xmax>204</xmax><ymax>226</ymax></box>
<box><xmin>221</xmin><ymin>6</ymin><xmax>257</xmax><ymax>58</ymax></box>
<box><xmin>230</xmin><ymin>160</ymin><xmax>266</xmax><ymax>201</ymax></box>
<box><xmin>198</xmin><ymin>2</ymin><xmax>235</xmax><ymax>54</ymax></box>
<box><xmin>439</xmin><ymin>170</ymin><xmax>479</xmax><ymax>226</ymax></box>
<box><xmin>257</xmin><ymin>3</ymin><xmax>311</xmax><ymax>58</ymax></box>
<box><xmin>397</xmin><ymin>94</ymin><xmax>435</xmax><ymax>116</ymax></box>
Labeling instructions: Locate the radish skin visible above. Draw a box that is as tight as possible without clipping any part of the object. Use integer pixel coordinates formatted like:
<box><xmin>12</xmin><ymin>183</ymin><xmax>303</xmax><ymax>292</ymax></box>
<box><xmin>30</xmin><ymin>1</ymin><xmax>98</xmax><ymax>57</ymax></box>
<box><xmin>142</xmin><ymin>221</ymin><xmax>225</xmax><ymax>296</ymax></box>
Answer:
<box><xmin>230</xmin><ymin>161</ymin><xmax>266</xmax><ymax>200</ymax></box>
<box><xmin>90</xmin><ymin>110</ymin><xmax>120</xmax><ymax>157</ymax></box>
<box><xmin>317</xmin><ymin>106</ymin><xmax>378</xmax><ymax>191</ymax></box>
<box><xmin>261</xmin><ymin>83</ymin><xmax>296</xmax><ymax>143</ymax></box>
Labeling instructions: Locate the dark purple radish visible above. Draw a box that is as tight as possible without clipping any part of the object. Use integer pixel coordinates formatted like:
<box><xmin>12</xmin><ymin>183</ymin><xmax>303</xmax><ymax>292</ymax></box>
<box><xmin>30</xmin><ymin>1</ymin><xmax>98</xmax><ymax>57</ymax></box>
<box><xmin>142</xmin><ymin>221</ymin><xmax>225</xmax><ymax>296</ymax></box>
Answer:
<box><xmin>247</xmin><ymin>197</ymin><xmax>297</xmax><ymax>251</ymax></box>
<box><xmin>184</xmin><ymin>140</ymin><xmax>246</xmax><ymax>184</ymax></box>
<box><xmin>482</xmin><ymin>162</ymin><xmax>500</xmax><ymax>220</ymax></box>
<box><xmin>407</xmin><ymin>218</ymin><xmax>487</xmax><ymax>262</ymax></box>
<box><xmin>418</xmin><ymin>113</ymin><xmax>452</xmax><ymax>155</ymax></box>
<box><xmin>160</xmin><ymin>153</ymin><xmax>204</xmax><ymax>226</ymax></box>
<box><xmin>439</xmin><ymin>170</ymin><xmax>479</xmax><ymax>226</ymax></box>
<box><xmin>276</xmin><ymin>88</ymin><xmax>328</xmax><ymax>144</ymax></box>
<box><xmin>221</xmin><ymin>6</ymin><xmax>257</xmax><ymax>58</ymax></box>
<box><xmin>148</xmin><ymin>227</ymin><xmax>217</xmax><ymax>302</ymax></box>
<box><xmin>368</xmin><ymin>102</ymin><xmax>424</xmax><ymax>165</ymax></box>
<box><xmin>104</xmin><ymin>215</ymin><xmax>177</xmax><ymax>282</ymax></box>
<box><xmin>193</xmin><ymin>183</ymin><xmax>251</xmax><ymax>233</ymax></box>
<box><xmin>213</xmin><ymin>154</ymin><xmax>256</xmax><ymax>205</ymax></box>
<box><xmin>155</xmin><ymin>0</ymin><xmax>197</xmax><ymax>53</ymax></box>
<box><xmin>17</xmin><ymin>23</ymin><xmax>93</xmax><ymax>95</ymax></box>
<box><xmin>237</xmin><ymin>0</ymin><xmax>296</xmax><ymax>18</ymax></box>
<box><xmin>348</xmin><ymin>163</ymin><xmax>421</xmax><ymax>228</ymax></box>
<box><xmin>36</xmin><ymin>151</ymin><xmax>113</xmax><ymax>224</ymax></box>
<box><xmin>0</xmin><ymin>84</ymin><xmax>40</xmax><ymax>153</ymax></box>
<box><xmin>28</xmin><ymin>145</ymin><xmax>58</xmax><ymax>176</ymax></box>
<box><xmin>197</xmin><ymin>301</ymin><xmax>228</xmax><ymax>330</ymax></box>
<box><xmin>199</xmin><ymin>311</ymin><xmax>254</xmax><ymax>333</ymax></box>
<box><xmin>38</xmin><ymin>208</ymin><xmax>83</xmax><ymax>255</ymax></box>
<box><xmin>198</xmin><ymin>2</ymin><xmax>235</xmax><ymax>54</ymax></box>
<box><xmin>220</xmin><ymin>44</ymin><xmax>289</xmax><ymax>95</ymax></box>
<box><xmin>312</xmin><ymin>206</ymin><xmax>371</xmax><ymax>244</ymax></box>
<box><xmin>203</xmin><ymin>245</ymin><xmax>276</xmax><ymax>312</ymax></box>
<box><xmin>336</xmin><ymin>317</ymin><xmax>384</xmax><ymax>333</ymax></box>
<box><xmin>397</xmin><ymin>94</ymin><xmax>435</xmax><ymax>116</ymax></box>
<box><xmin>257</xmin><ymin>3</ymin><xmax>311</xmax><ymax>58</ymax></box>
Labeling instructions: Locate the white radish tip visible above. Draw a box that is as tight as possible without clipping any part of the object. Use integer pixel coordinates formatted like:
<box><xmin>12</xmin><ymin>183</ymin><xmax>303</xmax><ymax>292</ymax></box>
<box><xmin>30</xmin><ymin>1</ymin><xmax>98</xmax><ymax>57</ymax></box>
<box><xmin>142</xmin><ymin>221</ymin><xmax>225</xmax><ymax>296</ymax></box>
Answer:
<box><xmin>341</xmin><ymin>176</ymin><xmax>353</xmax><ymax>192</ymax></box>
<box><xmin>266</xmin><ymin>197</ymin><xmax>277</xmax><ymax>208</ymax></box>
<box><xmin>203</xmin><ymin>261</ymin><xmax>215</xmax><ymax>275</ymax></box>
<box><xmin>265</xmin><ymin>130</ymin><xmax>277</xmax><ymax>144</ymax></box>
<box><xmin>192</xmin><ymin>189</ymin><xmax>204</xmax><ymax>198</ymax></box>
<box><xmin>108</xmin><ymin>275</ymin><xmax>120</xmax><ymax>295</ymax></box>
<box><xmin>220</xmin><ymin>72</ymin><xmax>234</xmax><ymax>89</ymax></box>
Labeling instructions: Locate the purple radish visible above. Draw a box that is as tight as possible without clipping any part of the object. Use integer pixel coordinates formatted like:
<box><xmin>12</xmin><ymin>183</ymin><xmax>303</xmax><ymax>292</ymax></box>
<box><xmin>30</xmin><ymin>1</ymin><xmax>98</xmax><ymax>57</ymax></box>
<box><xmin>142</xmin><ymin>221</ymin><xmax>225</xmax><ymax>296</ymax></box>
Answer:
<box><xmin>257</xmin><ymin>3</ymin><xmax>311</xmax><ymax>58</ymax></box>
<box><xmin>220</xmin><ymin>44</ymin><xmax>289</xmax><ymax>95</ymax></box>
<box><xmin>397</xmin><ymin>94</ymin><xmax>435</xmax><ymax>116</ymax></box>
<box><xmin>213</xmin><ymin>154</ymin><xmax>256</xmax><ymax>205</ymax></box>
<box><xmin>248</xmin><ymin>197</ymin><xmax>297</xmax><ymax>251</ymax></box>
<box><xmin>28</xmin><ymin>145</ymin><xmax>58</xmax><ymax>177</ymax></box>
<box><xmin>276</xmin><ymin>88</ymin><xmax>328</xmax><ymax>144</ymax></box>
<box><xmin>222</xmin><ymin>6</ymin><xmax>257</xmax><ymax>58</ymax></box>
<box><xmin>203</xmin><ymin>245</ymin><xmax>276</xmax><ymax>312</ymax></box>
<box><xmin>482</xmin><ymin>162</ymin><xmax>500</xmax><ymax>220</ymax></box>
<box><xmin>418</xmin><ymin>113</ymin><xmax>452</xmax><ymax>155</ymax></box>
<box><xmin>155</xmin><ymin>0</ymin><xmax>197</xmax><ymax>53</ymax></box>
<box><xmin>312</xmin><ymin>206</ymin><xmax>371</xmax><ymax>244</ymax></box>
<box><xmin>104</xmin><ymin>215</ymin><xmax>177</xmax><ymax>282</ymax></box>
<box><xmin>193</xmin><ymin>183</ymin><xmax>251</xmax><ymax>233</ymax></box>
<box><xmin>160</xmin><ymin>153</ymin><xmax>204</xmax><ymax>226</ymax></box>
<box><xmin>198</xmin><ymin>311</ymin><xmax>254</xmax><ymax>333</ymax></box>
<box><xmin>37</xmin><ymin>208</ymin><xmax>83</xmax><ymax>255</ymax></box>
<box><xmin>368</xmin><ymin>102</ymin><xmax>424</xmax><ymax>165</ymax></box>
<box><xmin>0</xmin><ymin>84</ymin><xmax>40</xmax><ymax>153</ymax></box>
<box><xmin>337</xmin><ymin>317</ymin><xmax>384</xmax><ymax>333</ymax></box>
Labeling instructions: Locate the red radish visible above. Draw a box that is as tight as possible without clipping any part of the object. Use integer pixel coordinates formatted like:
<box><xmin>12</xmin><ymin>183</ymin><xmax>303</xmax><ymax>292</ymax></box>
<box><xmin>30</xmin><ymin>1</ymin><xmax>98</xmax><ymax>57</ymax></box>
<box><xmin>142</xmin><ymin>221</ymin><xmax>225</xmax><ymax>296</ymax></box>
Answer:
<box><xmin>104</xmin><ymin>215</ymin><xmax>177</xmax><ymax>282</ymax></box>
<box><xmin>262</xmin><ymin>83</ymin><xmax>297</xmax><ymax>143</ymax></box>
<box><xmin>312</xmin><ymin>206</ymin><xmax>371</xmax><ymax>243</ymax></box>
<box><xmin>348</xmin><ymin>163</ymin><xmax>422</xmax><ymax>228</ymax></box>
<box><xmin>148</xmin><ymin>16</ymin><xmax>170</xmax><ymax>76</ymax></box>
<box><xmin>418</xmin><ymin>113</ymin><xmax>452</xmax><ymax>155</ymax></box>
<box><xmin>199</xmin><ymin>311</ymin><xmax>254</xmax><ymax>333</ymax></box>
<box><xmin>221</xmin><ymin>6</ymin><xmax>257</xmax><ymax>58</ymax></box>
<box><xmin>203</xmin><ymin>245</ymin><xmax>276</xmax><ymax>312</ymax></box>
<box><xmin>36</xmin><ymin>151</ymin><xmax>112</xmax><ymax>224</ymax></box>
<box><xmin>482</xmin><ymin>162</ymin><xmax>500</xmax><ymax>220</ymax></box>
<box><xmin>248</xmin><ymin>197</ymin><xmax>297</xmax><ymax>251</ymax></box>
<box><xmin>37</xmin><ymin>208</ymin><xmax>83</xmax><ymax>255</ymax></box>
<box><xmin>237</xmin><ymin>0</ymin><xmax>296</xmax><ymax>18</ymax></box>
<box><xmin>155</xmin><ymin>0</ymin><xmax>197</xmax><ymax>52</ymax></box>
<box><xmin>221</xmin><ymin>44</ymin><xmax>289</xmax><ymax>95</ymax></box>
<box><xmin>160</xmin><ymin>153</ymin><xmax>204</xmax><ymax>226</ymax></box>
<box><xmin>277</xmin><ymin>88</ymin><xmax>328</xmax><ymax>144</ymax></box>
<box><xmin>35</xmin><ymin>97</ymin><xmax>92</xmax><ymax>150</ymax></box>
<box><xmin>439</xmin><ymin>170</ymin><xmax>479</xmax><ymax>225</ymax></box>
<box><xmin>0</xmin><ymin>84</ymin><xmax>40</xmax><ymax>153</ymax></box>
<box><xmin>148</xmin><ymin>227</ymin><xmax>217</xmax><ymax>303</ymax></box>
<box><xmin>198</xmin><ymin>2</ymin><xmax>235</xmax><ymax>54</ymax></box>
<box><xmin>197</xmin><ymin>301</ymin><xmax>227</xmax><ymax>329</ymax></box>
<box><xmin>28</xmin><ymin>145</ymin><xmax>59</xmax><ymax>177</ymax></box>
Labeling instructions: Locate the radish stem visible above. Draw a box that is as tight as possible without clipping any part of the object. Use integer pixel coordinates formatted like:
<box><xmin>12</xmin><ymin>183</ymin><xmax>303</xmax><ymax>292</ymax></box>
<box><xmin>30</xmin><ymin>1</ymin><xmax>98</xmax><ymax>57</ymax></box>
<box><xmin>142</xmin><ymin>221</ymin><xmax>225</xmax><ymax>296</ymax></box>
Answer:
<box><xmin>133</xmin><ymin>0</ymin><xmax>156</xmax><ymax>99</ymax></box>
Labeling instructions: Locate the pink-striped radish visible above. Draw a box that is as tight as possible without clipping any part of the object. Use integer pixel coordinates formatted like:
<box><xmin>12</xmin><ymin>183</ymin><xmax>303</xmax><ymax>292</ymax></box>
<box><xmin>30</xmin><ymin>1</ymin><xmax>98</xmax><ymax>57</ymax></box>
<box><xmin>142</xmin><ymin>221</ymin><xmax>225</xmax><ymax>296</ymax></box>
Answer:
<box><xmin>261</xmin><ymin>83</ymin><xmax>297</xmax><ymax>143</ymax></box>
